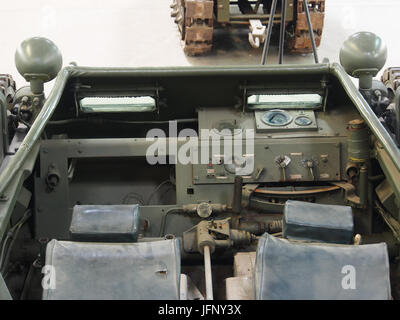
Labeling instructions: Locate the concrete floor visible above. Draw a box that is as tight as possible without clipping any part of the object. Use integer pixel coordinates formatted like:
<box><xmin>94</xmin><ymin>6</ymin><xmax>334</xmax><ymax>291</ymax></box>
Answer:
<box><xmin>0</xmin><ymin>0</ymin><xmax>399</xmax><ymax>91</ymax></box>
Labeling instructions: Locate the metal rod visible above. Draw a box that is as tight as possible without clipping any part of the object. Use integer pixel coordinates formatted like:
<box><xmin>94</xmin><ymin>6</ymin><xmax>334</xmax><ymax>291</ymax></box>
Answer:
<box><xmin>254</xmin><ymin>0</ymin><xmax>262</xmax><ymax>13</ymax></box>
<box><xmin>261</xmin><ymin>0</ymin><xmax>278</xmax><ymax>65</ymax></box>
<box><xmin>203</xmin><ymin>245</ymin><xmax>213</xmax><ymax>300</ymax></box>
<box><xmin>303</xmin><ymin>0</ymin><xmax>319</xmax><ymax>63</ymax></box>
<box><xmin>359</xmin><ymin>166</ymin><xmax>368</xmax><ymax>206</ymax></box>
<box><xmin>232</xmin><ymin>176</ymin><xmax>243</xmax><ymax>214</ymax></box>
<box><xmin>230</xmin><ymin>13</ymin><xmax>282</xmax><ymax>20</ymax></box>
<box><xmin>278</xmin><ymin>0</ymin><xmax>287</xmax><ymax>64</ymax></box>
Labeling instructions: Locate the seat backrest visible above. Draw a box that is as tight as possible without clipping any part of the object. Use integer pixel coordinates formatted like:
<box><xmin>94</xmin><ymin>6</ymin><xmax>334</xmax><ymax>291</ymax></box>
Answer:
<box><xmin>43</xmin><ymin>238</ymin><xmax>181</xmax><ymax>300</ymax></box>
<box><xmin>283</xmin><ymin>200</ymin><xmax>354</xmax><ymax>244</ymax></box>
<box><xmin>69</xmin><ymin>204</ymin><xmax>140</xmax><ymax>242</ymax></box>
<box><xmin>254</xmin><ymin>233</ymin><xmax>391</xmax><ymax>300</ymax></box>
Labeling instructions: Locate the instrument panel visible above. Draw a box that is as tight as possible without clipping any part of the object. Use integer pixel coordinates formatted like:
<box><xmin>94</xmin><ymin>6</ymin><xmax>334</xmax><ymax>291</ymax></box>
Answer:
<box><xmin>255</xmin><ymin>110</ymin><xmax>318</xmax><ymax>132</ymax></box>
<box><xmin>192</xmin><ymin>141</ymin><xmax>342</xmax><ymax>184</ymax></box>
<box><xmin>193</xmin><ymin>107</ymin><xmax>349</xmax><ymax>184</ymax></box>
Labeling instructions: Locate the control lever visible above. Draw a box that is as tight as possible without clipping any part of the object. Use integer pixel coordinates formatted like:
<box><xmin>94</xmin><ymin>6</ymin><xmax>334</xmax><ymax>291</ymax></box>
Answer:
<box><xmin>203</xmin><ymin>245</ymin><xmax>213</xmax><ymax>300</ymax></box>
<box><xmin>275</xmin><ymin>155</ymin><xmax>291</xmax><ymax>181</ymax></box>
<box><xmin>252</xmin><ymin>167</ymin><xmax>265</xmax><ymax>180</ymax></box>
<box><xmin>304</xmin><ymin>159</ymin><xmax>316</xmax><ymax>180</ymax></box>
<box><xmin>183</xmin><ymin>219</ymin><xmax>257</xmax><ymax>299</ymax></box>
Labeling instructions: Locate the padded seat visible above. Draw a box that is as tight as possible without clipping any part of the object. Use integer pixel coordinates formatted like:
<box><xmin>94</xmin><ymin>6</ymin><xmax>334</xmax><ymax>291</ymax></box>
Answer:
<box><xmin>255</xmin><ymin>233</ymin><xmax>391</xmax><ymax>300</ymax></box>
<box><xmin>69</xmin><ymin>205</ymin><xmax>140</xmax><ymax>242</ymax></box>
<box><xmin>43</xmin><ymin>238</ymin><xmax>181</xmax><ymax>300</ymax></box>
<box><xmin>283</xmin><ymin>200</ymin><xmax>354</xmax><ymax>244</ymax></box>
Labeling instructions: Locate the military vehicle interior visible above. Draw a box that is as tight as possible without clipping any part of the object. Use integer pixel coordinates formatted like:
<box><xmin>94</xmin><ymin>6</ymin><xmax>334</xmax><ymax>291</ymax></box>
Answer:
<box><xmin>1</xmin><ymin>30</ymin><xmax>400</xmax><ymax>300</ymax></box>
<box><xmin>0</xmin><ymin>59</ymin><xmax>398</xmax><ymax>299</ymax></box>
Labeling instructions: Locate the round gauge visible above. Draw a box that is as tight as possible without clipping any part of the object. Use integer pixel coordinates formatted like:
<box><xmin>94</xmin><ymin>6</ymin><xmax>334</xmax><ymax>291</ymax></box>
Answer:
<box><xmin>295</xmin><ymin>116</ymin><xmax>312</xmax><ymax>126</ymax></box>
<box><xmin>261</xmin><ymin>110</ymin><xmax>293</xmax><ymax>126</ymax></box>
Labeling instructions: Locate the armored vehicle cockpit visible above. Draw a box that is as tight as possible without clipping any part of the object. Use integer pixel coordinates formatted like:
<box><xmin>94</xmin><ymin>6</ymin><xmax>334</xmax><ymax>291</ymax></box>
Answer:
<box><xmin>0</xmin><ymin>33</ymin><xmax>399</xmax><ymax>300</ymax></box>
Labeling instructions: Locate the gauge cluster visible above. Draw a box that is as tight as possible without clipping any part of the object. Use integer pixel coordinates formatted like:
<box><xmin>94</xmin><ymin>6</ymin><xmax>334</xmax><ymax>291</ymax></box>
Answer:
<box><xmin>255</xmin><ymin>109</ymin><xmax>318</xmax><ymax>133</ymax></box>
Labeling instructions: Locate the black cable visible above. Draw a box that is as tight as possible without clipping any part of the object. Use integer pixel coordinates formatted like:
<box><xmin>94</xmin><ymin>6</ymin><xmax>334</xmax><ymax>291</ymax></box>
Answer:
<box><xmin>159</xmin><ymin>208</ymin><xmax>184</xmax><ymax>237</ymax></box>
<box><xmin>146</xmin><ymin>180</ymin><xmax>175</xmax><ymax>205</ymax></box>
<box><xmin>122</xmin><ymin>192</ymin><xmax>145</xmax><ymax>205</ymax></box>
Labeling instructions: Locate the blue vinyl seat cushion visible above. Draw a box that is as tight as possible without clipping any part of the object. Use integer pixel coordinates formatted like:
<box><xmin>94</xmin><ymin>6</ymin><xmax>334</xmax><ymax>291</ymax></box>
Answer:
<box><xmin>69</xmin><ymin>204</ymin><xmax>140</xmax><ymax>242</ymax></box>
<box><xmin>43</xmin><ymin>238</ymin><xmax>181</xmax><ymax>300</ymax></box>
<box><xmin>255</xmin><ymin>233</ymin><xmax>391</xmax><ymax>300</ymax></box>
<box><xmin>283</xmin><ymin>200</ymin><xmax>354</xmax><ymax>244</ymax></box>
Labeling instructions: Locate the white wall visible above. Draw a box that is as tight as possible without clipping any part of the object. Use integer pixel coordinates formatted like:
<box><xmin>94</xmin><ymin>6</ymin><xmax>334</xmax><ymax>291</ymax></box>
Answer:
<box><xmin>0</xmin><ymin>0</ymin><xmax>398</xmax><ymax>92</ymax></box>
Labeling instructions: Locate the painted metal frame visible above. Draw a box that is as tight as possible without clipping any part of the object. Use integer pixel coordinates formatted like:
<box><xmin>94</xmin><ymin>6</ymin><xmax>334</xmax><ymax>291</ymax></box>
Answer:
<box><xmin>0</xmin><ymin>63</ymin><xmax>400</xmax><ymax>242</ymax></box>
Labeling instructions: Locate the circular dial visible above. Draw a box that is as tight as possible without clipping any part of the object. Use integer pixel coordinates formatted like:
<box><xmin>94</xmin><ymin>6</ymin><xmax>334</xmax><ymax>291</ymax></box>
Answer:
<box><xmin>262</xmin><ymin>110</ymin><xmax>293</xmax><ymax>126</ymax></box>
<box><xmin>295</xmin><ymin>116</ymin><xmax>312</xmax><ymax>126</ymax></box>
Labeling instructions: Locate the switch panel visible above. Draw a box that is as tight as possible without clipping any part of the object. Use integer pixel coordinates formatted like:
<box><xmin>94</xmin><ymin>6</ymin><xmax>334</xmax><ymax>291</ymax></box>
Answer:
<box><xmin>192</xmin><ymin>141</ymin><xmax>341</xmax><ymax>184</ymax></box>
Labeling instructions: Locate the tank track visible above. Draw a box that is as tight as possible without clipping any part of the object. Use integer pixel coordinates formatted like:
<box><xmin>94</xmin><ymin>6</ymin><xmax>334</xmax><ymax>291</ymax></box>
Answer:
<box><xmin>172</xmin><ymin>0</ymin><xmax>214</xmax><ymax>56</ymax></box>
<box><xmin>287</xmin><ymin>0</ymin><xmax>325</xmax><ymax>54</ymax></box>
<box><xmin>172</xmin><ymin>0</ymin><xmax>324</xmax><ymax>55</ymax></box>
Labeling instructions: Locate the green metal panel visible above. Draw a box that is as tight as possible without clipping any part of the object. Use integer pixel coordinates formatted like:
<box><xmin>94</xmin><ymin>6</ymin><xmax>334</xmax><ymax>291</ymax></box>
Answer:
<box><xmin>2</xmin><ymin>63</ymin><xmax>400</xmax><ymax>242</ymax></box>
<box><xmin>216</xmin><ymin>0</ymin><xmax>230</xmax><ymax>23</ymax></box>
<box><xmin>217</xmin><ymin>0</ymin><xmax>295</xmax><ymax>23</ymax></box>
<box><xmin>286</xmin><ymin>0</ymin><xmax>295</xmax><ymax>21</ymax></box>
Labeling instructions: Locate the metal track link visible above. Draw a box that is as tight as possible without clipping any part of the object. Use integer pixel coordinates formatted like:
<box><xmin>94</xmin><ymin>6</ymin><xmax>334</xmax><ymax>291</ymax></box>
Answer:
<box><xmin>172</xmin><ymin>0</ymin><xmax>214</xmax><ymax>56</ymax></box>
<box><xmin>287</xmin><ymin>0</ymin><xmax>325</xmax><ymax>54</ymax></box>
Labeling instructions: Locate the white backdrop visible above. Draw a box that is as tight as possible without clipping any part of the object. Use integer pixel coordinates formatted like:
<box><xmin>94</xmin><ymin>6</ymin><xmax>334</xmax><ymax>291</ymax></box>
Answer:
<box><xmin>0</xmin><ymin>0</ymin><xmax>398</xmax><ymax>93</ymax></box>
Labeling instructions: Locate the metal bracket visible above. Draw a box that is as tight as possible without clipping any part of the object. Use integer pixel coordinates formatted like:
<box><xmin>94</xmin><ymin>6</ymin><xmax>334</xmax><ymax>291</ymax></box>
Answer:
<box><xmin>332</xmin><ymin>181</ymin><xmax>362</xmax><ymax>207</ymax></box>
<box><xmin>242</xmin><ymin>184</ymin><xmax>259</xmax><ymax>208</ymax></box>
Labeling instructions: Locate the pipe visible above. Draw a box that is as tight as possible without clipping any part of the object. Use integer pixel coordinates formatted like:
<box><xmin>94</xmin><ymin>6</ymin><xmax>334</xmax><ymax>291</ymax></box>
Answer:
<box><xmin>159</xmin><ymin>208</ymin><xmax>184</xmax><ymax>237</ymax></box>
<box><xmin>0</xmin><ymin>93</ymin><xmax>8</xmax><ymax>159</ymax></box>
<box><xmin>254</xmin><ymin>185</ymin><xmax>340</xmax><ymax>196</ymax></box>
<box><xmin>261</xmin><ymin>0</ymin><xmax>278</xmax><ymax>65</ymax></box>
<box><xmin>48</xmin><ymin>118</ymin><xmax>198</xmax><ymax>126</ymax></box>
<box><xmin>303</xmin><ymin>0</ymin><xmax>319</xmax><ymax>63</ymax></box>
<box><xmin>359</xmin><ymin>166</ymin><xmax>368</xmax><ymax>206</ymax></box>
<box><xmin>232</xmin><ymin>176</ymin><xmax>243</xmax><ymax>214</ymax></box>
<box><xmin>278</xmin><ymin>0</ymin><xmax>287</xmax><ymax>64</ymax></box>
<box><xmin>203</xmin><ymin>245</ymin><xmax>213</xmax><ymax>300</ymax></box>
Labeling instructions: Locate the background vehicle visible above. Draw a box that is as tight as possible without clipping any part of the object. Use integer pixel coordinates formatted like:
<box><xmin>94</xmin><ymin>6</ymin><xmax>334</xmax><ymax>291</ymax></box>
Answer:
<box><xmin>171</xmin><ymin>0</ymin><xmax>325</xmax><ymax>55</ymax></box>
